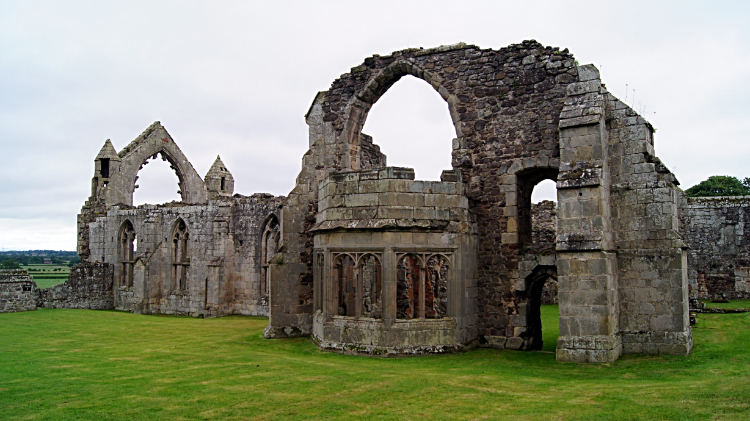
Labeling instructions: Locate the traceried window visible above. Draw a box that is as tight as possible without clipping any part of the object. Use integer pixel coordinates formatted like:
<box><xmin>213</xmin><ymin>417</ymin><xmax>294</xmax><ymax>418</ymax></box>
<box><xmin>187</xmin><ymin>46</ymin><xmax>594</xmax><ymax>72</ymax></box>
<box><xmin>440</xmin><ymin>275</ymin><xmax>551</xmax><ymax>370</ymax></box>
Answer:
<box><xmin>119</xmin><ymin>220</ymin><xmax>136</xmax><ymax>288</ymax></box>
<box><xmin>261</xmin><ymin>216</ymin><xmax>280</xmax><ymax>300</ymax></box>
<box><xmin>171</xmin><ymin>219</ymin><xmax>190</xmax><ymax>290</ymax></box>
<box><xmin>397</xmin><ymin>253</ymin><xmax>450</xmax><ymax>320</ymax></box>
<box><xmin>331</xmin><ymin>252</ymin><xmax>383</xmax><ymax>318</ymax></box>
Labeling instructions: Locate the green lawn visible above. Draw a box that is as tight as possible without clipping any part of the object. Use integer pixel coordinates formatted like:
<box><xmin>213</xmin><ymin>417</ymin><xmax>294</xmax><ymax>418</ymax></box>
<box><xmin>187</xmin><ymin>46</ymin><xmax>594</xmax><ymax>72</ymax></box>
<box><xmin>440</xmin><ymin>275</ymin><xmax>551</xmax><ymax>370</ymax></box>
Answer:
<box><xmin>1</xmin><ymin>307</ymin><xmax>748</xmax><ymax>420</ymax></box>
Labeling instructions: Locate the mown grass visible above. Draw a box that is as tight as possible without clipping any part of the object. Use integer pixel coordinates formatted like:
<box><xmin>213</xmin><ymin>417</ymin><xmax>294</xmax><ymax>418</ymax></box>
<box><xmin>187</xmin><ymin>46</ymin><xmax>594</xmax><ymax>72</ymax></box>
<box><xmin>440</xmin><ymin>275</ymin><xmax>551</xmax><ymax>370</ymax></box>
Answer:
<box><xmin>1</xmin><ymin>307</ymin><xmax>748</xmax><ymax>420</ymax></box>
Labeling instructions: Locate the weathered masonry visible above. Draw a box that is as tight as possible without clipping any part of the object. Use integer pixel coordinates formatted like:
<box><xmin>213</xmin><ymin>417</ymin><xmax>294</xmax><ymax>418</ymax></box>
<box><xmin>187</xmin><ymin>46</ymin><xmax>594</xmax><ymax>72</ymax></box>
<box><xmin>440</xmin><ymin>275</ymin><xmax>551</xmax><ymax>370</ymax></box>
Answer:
<box><xmin>77</xmin><ymin>123</ymin><xmax>284</xmax><ymax>318</ymax></box>
<box><xmin>681</xmin><ymin>196</ymin><xmax>750</xmax><ymax>300</ymax></box>
<box><xmin>0</xmin><ymin>270</ymin><xmax>37</xmax><ymax>313</ymax></box>
<box><xmin>264</xmin><ymin>40</ymin><xmax>693</xmax><ymax>363</ymax></box>
<box><xmin>66</xmin><ymin>40</ymin><xmax>700</xmax><ymax>363</ymax></box>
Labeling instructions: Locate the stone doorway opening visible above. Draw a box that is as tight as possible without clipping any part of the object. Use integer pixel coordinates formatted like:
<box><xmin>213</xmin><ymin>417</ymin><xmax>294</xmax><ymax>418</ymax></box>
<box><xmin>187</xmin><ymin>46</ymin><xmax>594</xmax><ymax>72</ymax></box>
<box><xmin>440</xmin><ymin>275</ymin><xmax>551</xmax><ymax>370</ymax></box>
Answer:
<box><xmin>518</xmin><ymin>168</ymin><xmax>559</xmax><ymax>351</ymax></box>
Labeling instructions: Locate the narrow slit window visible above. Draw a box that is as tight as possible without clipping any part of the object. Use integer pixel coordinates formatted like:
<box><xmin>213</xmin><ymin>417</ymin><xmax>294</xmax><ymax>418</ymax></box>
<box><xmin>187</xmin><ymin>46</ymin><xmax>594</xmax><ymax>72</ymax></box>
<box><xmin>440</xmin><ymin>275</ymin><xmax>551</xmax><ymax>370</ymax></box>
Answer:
<box><xmin>101</xmin><ymin>158</ymin><xmax>110</xmax><ymax>178</ymax></box>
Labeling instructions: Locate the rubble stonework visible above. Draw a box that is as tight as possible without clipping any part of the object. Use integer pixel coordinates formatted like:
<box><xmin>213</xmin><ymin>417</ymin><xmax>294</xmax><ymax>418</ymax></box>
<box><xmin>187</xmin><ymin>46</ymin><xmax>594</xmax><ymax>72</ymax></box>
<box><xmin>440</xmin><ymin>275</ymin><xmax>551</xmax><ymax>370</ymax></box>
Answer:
<box><xmin>36</xmin><ymin>262</ymin><xmax>114</xmax><ymax>309</ymax></box>
<box><xmin>67</xmin><ymin>40</ymin><xmax>698</xmax><ymax>363</ymax></box>
<box><xmin>531</xmin><ymin>201</ymin><xmax>558</xmax><ymax>304</ymax></box>
<box><xmin>268</xmin><ymin>40</ymin><xmax>692</xmax><ymax>363</ymax></box>
<box><xmin>77</xmin><ymin>122</ymin><xmax>284</xmax><ymax>318</ymax></box>
<box><xmin>0</xmin><ymin>270</ymin><xmax>37</xmax><ymax>313</ymax></box>
<box><xmin>681</xmin><ymin>196</ymin><xmax>750</xmax><ymax>300</ymax></box>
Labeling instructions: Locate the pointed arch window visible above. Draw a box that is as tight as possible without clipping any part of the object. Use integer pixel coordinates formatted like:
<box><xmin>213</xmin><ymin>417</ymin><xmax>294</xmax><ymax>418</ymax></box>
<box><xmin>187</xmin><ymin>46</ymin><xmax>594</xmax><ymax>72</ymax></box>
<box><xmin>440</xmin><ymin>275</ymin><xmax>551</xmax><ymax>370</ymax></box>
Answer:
<box><xmin>172</xmin><ymin>219</ymin><xmax>190</xmax><ymax>290</ymax></box>
<box><xmin>397</xmin><ymin>253</ymin><xmax>450</xmax><ymax>319</ymax></box>
<box><xmin>261</xmin><ymin>216</ymin><xmax>280</xmax><ymax>300</ymax></box>
<box><xmin>119</xmin><ymin>220</ymin><xmax>136</xmax><ymax>288</ymax></box>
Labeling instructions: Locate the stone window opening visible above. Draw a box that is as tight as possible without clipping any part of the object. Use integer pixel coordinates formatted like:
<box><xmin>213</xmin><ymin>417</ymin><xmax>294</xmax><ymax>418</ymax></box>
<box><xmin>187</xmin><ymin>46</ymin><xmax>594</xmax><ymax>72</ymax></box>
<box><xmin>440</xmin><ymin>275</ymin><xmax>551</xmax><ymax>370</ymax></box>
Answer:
<box><xmin>359</xmin><ymin>75</ymin><xmax>456</xmax><ymax>180</ymax></box>
<box><xmin>517</xmin><ymin>169</ymin><xmax>559</xmax><ymax>247</ymax></box>
<box><xmin>220</xmin><ymin>177</ymin><xmax>226</xmax><ymax>191</ymax></box>
<box><xmin>133</xmin><ymin>151</ymin><xmax>185</xmax><ymax>206</ymax></box>
<box><xmin>260</xmin><ymin>216</ymin><xmax>280</xmax><ymax>299</ymax></box>
<box><xmin>397</xmin><ymin>253</ymin><xmax>450</xmax><ymax>320</ymax></box>
<box><xmin>359</xmin><ymin>254</ymin><xmax>383</xmax><ymax>318</ymax></box>
<box><xmin>171</xmin><ymin>219</ymin><xmax>190</xmax><ymax>291</ymax></box>
<box><xmin>100</xmin><ymin>158</ymin><xmax>110</xmax><ymax>178</ymax></box>
<box><xmin>118</xmin><ymin>220</ymin><xmax>136</xmax><ymax>288</ymax></box>
<box><xmin>331</xmin><ymin>252</ymin><xmax>383</xmax><ymax>318</ymax></box>
<box><xmin>333</xmin><ymin>254</ymin><xmax>356</xmax><ymax>316</ymax></box>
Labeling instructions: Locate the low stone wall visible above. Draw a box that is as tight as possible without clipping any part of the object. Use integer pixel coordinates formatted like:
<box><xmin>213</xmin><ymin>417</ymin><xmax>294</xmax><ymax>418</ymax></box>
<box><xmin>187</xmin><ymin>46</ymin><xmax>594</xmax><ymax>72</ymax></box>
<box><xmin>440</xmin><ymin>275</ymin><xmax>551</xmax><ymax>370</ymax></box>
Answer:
<box><xmin>36</xmin><ymin>262</ymin><xmax>114</xmax><ymax>309</ymax></box>
<box><xmin>0</xmin><ymin>269</ymin><xmax>37</xmax><ymax>313</ymax></box>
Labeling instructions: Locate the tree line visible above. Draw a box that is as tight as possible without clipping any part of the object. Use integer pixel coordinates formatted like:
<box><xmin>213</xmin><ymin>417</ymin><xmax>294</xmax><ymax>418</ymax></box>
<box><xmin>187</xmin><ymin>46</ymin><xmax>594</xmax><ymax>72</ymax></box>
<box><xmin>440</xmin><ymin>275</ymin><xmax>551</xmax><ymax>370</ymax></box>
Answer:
<box><xmin>685</xmin><ymin>176</ymin><xmax>750</xmax><ymax>197</ymax></box>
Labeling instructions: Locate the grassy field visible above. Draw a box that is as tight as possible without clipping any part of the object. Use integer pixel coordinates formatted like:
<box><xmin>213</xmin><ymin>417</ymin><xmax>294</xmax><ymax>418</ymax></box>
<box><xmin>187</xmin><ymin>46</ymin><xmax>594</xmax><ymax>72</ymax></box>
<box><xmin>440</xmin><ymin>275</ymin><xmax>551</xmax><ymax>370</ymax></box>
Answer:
<box><xmin>22</xmin><ymin>264</ymin><xmax>70</xmax><ymax>289</ymax></box>
<box><xmin>1</xmin><ymin>307</ymin><xmax>748</xmax><ymax>420</ymax></box>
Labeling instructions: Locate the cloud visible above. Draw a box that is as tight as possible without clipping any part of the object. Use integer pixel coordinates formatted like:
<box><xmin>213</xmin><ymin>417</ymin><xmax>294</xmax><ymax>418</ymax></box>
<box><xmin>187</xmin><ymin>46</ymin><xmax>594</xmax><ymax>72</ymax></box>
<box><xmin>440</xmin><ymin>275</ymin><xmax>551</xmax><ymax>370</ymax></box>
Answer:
<box><xmin>1</xmin><ymin>0</ymin><xmax>749</xmax><ymax>250</ymax></box>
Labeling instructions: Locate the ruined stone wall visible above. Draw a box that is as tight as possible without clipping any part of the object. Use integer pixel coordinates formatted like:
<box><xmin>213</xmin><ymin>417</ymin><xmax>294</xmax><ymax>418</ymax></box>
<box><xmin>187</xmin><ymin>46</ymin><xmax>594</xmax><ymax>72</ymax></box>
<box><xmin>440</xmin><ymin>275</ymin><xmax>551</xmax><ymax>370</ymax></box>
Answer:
<box><xmin>603</xmin><ymin>90</ymin><xmax>690</xmax><ymax>357</ymax></box>
<box><xmin>36</xmin><ymin>262</ymin><xmax>114</xmax><ymax>310</ymax></box>
<box><xmin>87</xmin><ymin>194</ymin><xmax>282</xmax><ymax>317</ymax></box>
<box><xmin>681</xmin><ymin>196</ymin><xmax>750</xmax><ymax>300</ymax></box>
<box><xmin>273</xmin><ymin>40</ymin><xmax>579</xmax><ymax>340</ymax></box>
<box><xmin>273</xmin><ymin>41</ymin><xmax>691</xmax><ymax>363</ymax></box>
<box><xmin>0</xmin><ymin>270</ymin><xmax>37</xmax><ymax>313</ymax></box>
<box><xmin>79</xmin><ymin>122</ymin><xmax>210</xmax><ymax>261</ymax></box>
<box><xmin>358</xmin><ymin>134</ymin><xmax>386</xmax><ymax>170</ymax></box>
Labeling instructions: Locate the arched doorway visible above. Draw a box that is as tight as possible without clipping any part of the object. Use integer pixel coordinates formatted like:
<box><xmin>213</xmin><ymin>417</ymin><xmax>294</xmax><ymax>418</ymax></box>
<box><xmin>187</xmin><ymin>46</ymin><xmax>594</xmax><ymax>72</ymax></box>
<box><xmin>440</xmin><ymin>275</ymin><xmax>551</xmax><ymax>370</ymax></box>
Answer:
<box><xmin>523</xmin><ymin>265</ymin><xmax>558</xmax><ymax>351</ymax></box>
<box><xmin>517</xmin><ymin>167</ymin><xmax>559</xmax><ymax>351</ymax></box>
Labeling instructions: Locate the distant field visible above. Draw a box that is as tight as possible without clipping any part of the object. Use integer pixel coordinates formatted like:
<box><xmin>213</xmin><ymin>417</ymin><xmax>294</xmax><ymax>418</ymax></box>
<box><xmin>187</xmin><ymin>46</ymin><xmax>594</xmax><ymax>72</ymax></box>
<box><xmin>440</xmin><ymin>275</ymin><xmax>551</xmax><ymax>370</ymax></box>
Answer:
<box><xmin>23</xmin><ymin>264</ymin><xmax>70</xmax><ymax>273</ymax></box>
<box><xmin>0</xmin><ymin>305</ymin><xmax>747</xmax><ymax>420</ymax></box>
<box><xmin>22</xmin><ymin>264</ymin><xmax>69</xmax><ymax>288</ymax></box>
<box><xmin>32</xmin><ymin>278</ymin><xmax>68</xmax><ymax>289</ymax></box>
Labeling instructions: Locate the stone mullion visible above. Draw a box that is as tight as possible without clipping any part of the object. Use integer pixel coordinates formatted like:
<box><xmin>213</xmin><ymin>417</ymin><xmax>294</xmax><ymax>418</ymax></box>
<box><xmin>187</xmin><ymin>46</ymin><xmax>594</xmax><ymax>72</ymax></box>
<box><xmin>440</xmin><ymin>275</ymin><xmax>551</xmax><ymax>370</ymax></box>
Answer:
<box><xmin>355</xmin><ymin>256</ymin><xmax>363</xmax><ymax>318</ymax></box>
<box><xmin>382</xmin><ymin>248</ymin><xmax>396</xmax><ymax>328</ymax></box>
<box><xmin>418</xmin><ymin>261</ymin><xmax>426</xmax><ymax>320</ymax></box>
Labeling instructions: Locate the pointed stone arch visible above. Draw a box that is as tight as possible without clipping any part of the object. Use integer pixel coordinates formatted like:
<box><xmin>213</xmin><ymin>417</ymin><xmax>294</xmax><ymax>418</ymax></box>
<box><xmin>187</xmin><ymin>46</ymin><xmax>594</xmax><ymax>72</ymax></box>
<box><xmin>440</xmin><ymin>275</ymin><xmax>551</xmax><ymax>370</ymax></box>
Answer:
<box><xmin>170</xmin><ymin>218</ymin><xmax>190</xmax><ymax>291</ymax></box>
<box><xmin>117</xmin><ymin>219</ymin><xmax>136</xmax><ymax>288</ymax></box>
<box><xmin>259</xmin><ymin>213</ymin><xmax>281</xmax><ymax>301</ymax></box>
<box><xmin>98</xmin><ymin>122</ymin><xmax>207</xmax><ymax>206</ymax></box>
<box><xmin>518</xmin><ymin>264</ymin><xmax>558</xmax><ymax>351</ymax></box>
<box><xmin>339</xmin><ymin>60</ymin><xmax>464</xmax><ymax>172</ymax></box>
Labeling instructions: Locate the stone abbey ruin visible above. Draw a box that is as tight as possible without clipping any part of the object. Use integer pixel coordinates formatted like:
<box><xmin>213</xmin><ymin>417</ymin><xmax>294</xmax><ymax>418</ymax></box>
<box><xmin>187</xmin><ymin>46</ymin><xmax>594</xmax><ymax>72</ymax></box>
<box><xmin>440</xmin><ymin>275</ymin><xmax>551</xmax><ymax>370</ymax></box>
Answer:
<box><xmin>7</xmin><ymin>40</ymin><xmax>750</xmax><ymax>363</ymax></box>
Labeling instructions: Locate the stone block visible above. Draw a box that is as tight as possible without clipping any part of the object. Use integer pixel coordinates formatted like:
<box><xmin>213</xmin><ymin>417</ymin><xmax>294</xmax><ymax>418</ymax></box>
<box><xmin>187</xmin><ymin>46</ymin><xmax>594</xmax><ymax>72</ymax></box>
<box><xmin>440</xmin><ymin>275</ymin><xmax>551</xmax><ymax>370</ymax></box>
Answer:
<box><xmin>505</xmin><ymin>337</ymin><xmax>524</xmax><ymax>350</ymax></box>
<box><xmin>345</xmin><ymin>193</ymin><xmax>379</xmax><ymax>207</ymax></box>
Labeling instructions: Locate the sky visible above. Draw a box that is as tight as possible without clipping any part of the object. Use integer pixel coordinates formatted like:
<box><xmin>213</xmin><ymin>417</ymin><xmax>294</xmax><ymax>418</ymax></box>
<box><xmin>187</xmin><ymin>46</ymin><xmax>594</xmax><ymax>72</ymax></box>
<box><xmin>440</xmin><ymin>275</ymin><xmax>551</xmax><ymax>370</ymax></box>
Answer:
<box><xmin>1</xmin><ymin>0</ymin><xmax>749</xmax><ymax>251</ymax></box>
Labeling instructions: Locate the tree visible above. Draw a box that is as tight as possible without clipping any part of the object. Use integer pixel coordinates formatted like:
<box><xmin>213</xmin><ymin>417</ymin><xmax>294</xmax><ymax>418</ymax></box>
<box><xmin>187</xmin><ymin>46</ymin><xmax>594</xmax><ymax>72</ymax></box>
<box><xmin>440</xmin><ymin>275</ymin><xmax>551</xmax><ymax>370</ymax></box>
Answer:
<box><xmin>0</xmin><ymin>259</ymin><xmax>22</xmax><ymax>269</ymax></box>
<box><xmin>685</xmin><ymin>176</ymin><xmax>750</xmax><ymax>197</ymax></box>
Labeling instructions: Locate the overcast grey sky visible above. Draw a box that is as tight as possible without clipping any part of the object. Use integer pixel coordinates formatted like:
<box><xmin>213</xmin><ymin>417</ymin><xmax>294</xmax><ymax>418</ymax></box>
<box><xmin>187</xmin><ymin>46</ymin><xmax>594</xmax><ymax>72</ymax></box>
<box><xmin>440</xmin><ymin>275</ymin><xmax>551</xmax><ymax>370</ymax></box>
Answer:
<box><xmin>1</xmin><ymin>0</ymin><xmax>749</xmax><ymax>251</ymax></box>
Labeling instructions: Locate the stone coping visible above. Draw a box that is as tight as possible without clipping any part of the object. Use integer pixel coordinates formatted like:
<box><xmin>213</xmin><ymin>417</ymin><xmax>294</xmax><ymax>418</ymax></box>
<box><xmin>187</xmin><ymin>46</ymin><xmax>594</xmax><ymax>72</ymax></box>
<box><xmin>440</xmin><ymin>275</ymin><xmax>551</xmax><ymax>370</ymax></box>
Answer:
<box><xmin>0</xmin><ymin>269</ymin><xmax>33</xmax><ymax>282</ymax></box>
